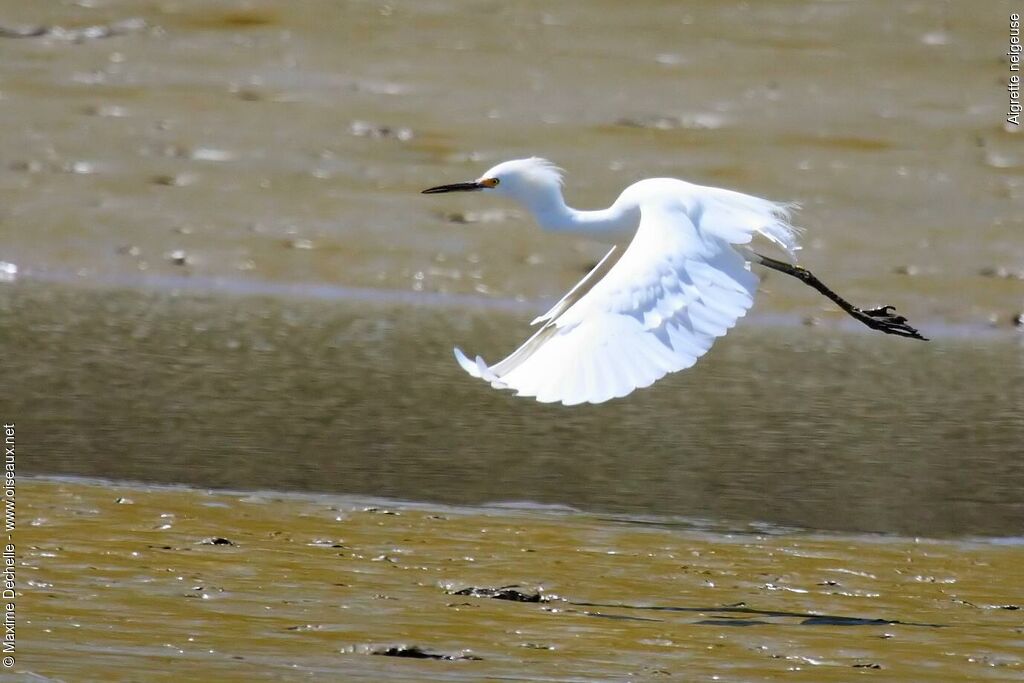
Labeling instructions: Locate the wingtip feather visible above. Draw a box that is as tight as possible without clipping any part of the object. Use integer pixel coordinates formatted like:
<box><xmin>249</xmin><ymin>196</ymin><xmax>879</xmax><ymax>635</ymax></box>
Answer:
<box><xmin>453</xmin><ymin>347</ymin><xmax>482</xmax><ymax>378</ymax></box>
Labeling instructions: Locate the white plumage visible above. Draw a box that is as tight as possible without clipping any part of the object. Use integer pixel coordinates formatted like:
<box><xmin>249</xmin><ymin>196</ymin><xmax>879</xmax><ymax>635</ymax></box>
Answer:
<box><xmin>425</xmin><ymin>158</ymin><xmax>800</xmax><ymax>406</ymax></box>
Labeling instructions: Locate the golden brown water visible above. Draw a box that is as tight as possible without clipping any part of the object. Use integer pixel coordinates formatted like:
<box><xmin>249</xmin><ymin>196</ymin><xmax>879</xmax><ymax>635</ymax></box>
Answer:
<box><xmin>3</xmin><ymin>0</ymin><xmax>1024</xmax><ymax>679</ymax></box>
<box><xmin>19</xmin><ymin>478</ymin><xmax>1024</xmax><ymax>681</ymax></box>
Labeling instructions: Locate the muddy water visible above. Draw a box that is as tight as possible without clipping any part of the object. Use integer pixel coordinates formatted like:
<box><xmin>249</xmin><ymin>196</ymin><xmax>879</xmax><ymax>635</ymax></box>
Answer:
<box><xmin>5</xmin><ymin>280</ymin><xmax>1024</xmax><ymax>538</ymax></box>
<box><xmin>3</xmin><ymin>1</ymin><xmax>1024</xmax><ymax>679</ymax></box>
<box><xmin>19</xmin><ymin>478</ymin><xmax>1024</xmax><ymax>681</ymax></box>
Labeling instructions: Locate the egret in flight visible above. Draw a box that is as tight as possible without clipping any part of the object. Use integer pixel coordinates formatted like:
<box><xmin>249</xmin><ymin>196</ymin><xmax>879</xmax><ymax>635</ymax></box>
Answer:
<box><xmin>423</xmin><ymin>158</ymin><xmax>925</xmax><ymax>405</ymax></box>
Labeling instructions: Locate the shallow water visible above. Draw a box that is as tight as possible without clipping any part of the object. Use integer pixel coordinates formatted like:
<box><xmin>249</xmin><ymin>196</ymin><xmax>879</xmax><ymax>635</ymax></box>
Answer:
<box><xmin>18</xmin><ymin>478</ymin><xmax>1024</xmax><ymax>681</ymax></box>
<box><xmin>5</xmin><ymin>280</ymin><xmax>1023</xmax><ymax>538</ymax></box>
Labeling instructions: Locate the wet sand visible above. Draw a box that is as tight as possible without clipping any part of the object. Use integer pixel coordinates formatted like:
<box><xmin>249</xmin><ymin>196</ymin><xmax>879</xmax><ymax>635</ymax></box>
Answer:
<box><xmin>1</xmin><ymin>0</ymin><xmax>1021</xmax><ymax>326</ymax></box>
<box><xmin>18</xmin><ymin>477</ymin><xmax>1024</xmax><ymax>681</ymax></box>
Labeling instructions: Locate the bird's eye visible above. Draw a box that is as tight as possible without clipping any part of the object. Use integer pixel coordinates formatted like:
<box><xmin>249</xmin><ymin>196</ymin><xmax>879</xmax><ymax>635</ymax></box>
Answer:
<box><xmin>480</xmin><ymin>177</ymin><xmax>500</xmax><ymax>188</ymax></box>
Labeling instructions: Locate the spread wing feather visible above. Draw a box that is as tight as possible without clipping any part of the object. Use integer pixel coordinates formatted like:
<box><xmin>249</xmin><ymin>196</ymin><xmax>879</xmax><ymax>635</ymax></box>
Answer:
<box><xmin>454</xmin><ymin>191</ymin><xmax>794</xmax><ymax>405</ymax></box>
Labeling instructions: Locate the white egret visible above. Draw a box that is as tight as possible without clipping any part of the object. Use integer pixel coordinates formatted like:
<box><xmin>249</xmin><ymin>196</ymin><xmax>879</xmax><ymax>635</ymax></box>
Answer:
<box><xmin>423</xmin><ymin>158</ymin><xmax>925</xmax><ymax>405</ymax></box>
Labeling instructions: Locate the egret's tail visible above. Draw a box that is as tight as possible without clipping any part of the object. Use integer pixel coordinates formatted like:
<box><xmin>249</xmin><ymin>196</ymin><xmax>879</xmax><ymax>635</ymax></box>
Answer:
<box><xmin>699</xmin><ymin>187</ymin><xmax>801</xmax><ymax>259</ymax></box>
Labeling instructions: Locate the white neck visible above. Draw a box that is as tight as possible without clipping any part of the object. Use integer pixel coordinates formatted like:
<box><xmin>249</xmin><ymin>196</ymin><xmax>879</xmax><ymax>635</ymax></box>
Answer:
<box><xmin>517</xmin><ymin>185</ymin><xmax>639</xmax><ymax>236</ymax></box>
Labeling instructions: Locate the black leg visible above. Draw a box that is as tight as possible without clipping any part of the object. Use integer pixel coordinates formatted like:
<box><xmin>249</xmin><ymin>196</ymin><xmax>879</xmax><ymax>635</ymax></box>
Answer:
<box><xmin>752</xmin><ymin>252</ymin><xmax>928</xmax><ymax>341</ymax></box>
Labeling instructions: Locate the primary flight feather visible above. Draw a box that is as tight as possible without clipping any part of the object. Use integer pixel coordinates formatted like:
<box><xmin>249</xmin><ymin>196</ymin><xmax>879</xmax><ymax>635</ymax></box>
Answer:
<box><xmin>423</xmin><ymin>158</ymin><xmax>924</xmax><ymax>406</ymax></box>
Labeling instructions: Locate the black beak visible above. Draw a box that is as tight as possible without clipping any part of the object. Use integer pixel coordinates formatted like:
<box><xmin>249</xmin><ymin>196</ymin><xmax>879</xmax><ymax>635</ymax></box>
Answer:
<box><xmin>421</xmin><ymin>181</ymin><xmax>483</xmax><ymax>194</ymax></box>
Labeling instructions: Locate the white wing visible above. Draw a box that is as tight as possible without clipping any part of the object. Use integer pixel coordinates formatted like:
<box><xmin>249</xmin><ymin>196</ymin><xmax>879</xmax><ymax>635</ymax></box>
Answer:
<box><xmin>455</xmin><ymin>194</ymin><xmax>787</xmax><ymax>405</ymax></box>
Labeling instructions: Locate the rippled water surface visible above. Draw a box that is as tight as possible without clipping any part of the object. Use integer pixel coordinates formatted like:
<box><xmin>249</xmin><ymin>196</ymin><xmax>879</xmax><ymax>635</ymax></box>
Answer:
<box><xmin>19</xmin><ymin>479</ymin><xmax>1024</xmax><ymax>682</ymax></box>
<box><xmin>5</xmin><ymin>282</ymin><xmax>1023</xmax><ymax>538</ymax></box>
<box><xmin>3</xmin><ymin>0</ymin><xmax>1023</xmax><ymax>680</ymax></box>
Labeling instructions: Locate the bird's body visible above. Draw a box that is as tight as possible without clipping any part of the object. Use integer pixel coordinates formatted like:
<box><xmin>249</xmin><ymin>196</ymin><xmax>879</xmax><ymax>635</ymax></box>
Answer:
<box><xmin>423</xmin><ymin>158</ymin><xmax>924</xmax><ymax>405</ymax></box>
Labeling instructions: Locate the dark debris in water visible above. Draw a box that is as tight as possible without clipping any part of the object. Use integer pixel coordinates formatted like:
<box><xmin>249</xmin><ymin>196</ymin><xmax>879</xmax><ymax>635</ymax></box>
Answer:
<box><xmin>979</xmin><ymin>266</ymin><xmax>1024</xmax><ymax>280</ymax></box>
<box><xmin>444</xmin><ymin>588</ymin><xmax>948</xmax><ymax>628</ymax></box>
<box><xmin>892</xmin><ymin>264</ymin><xmax>921</xmax><ymax>276</ymax></box>
<box><xmin>614</xmin><ymin>114</ymin><xmax>726</xmax><ymax>130</ymax></box>
<box><xmin>569</xmin><ymin>601</ymin><xmax>946</xmax><ymax>628</ymax></box>
<box><xmin>449</xmin><ymin>584</ymin><xmax>549</xmax><ymax>603</ymax></box>
<box><xmin>952</xmin><ymin>597</ymin><xmax>1021</xmax><ymax>610</ymax></box>
<box><xmin>199</xmin><ymin>537</ymin><xmax>235</xmax><ymax>546</ymax></box>
<box><xmin>362</xmin><ymin>506</ymin><xmax>399</xmax><ymax>515</ymax></box>
<box><xmin>371</xmin><ymin>646</ymin><xmax>481</xmax><ymax>661</ymax></box>
<box><xmin>800</xmin><ymin>615</ymin><xmax>898</xmax><ymax>627</ymax></box>
<box><xmin>696</xmin><ymin>618</ymin><xmax>767</xmax><ymax>627</ymax></box>
<box><xmin>440</xmin><ymin>209</ymin><xmax>515</xmax><ymax>224</ymax></box>
<box><xmin>153</xmin><ymin>173</ymin><xmax>198</xmax><ymax>188</ymax></box>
